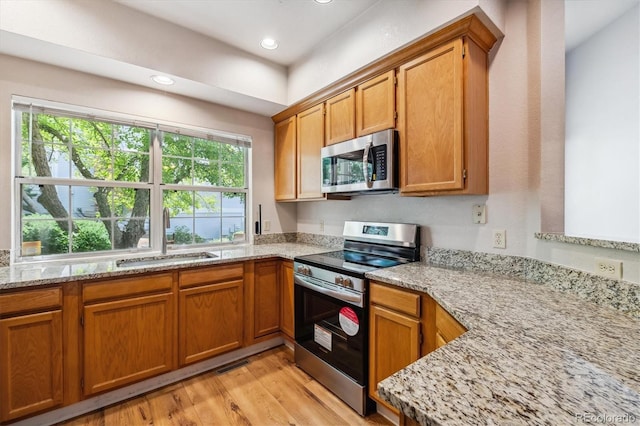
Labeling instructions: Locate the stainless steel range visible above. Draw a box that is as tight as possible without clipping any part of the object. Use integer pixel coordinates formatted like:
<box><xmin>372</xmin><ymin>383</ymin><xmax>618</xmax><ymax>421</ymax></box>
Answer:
<box><xmin>293</xmin><ymin>221</ymin><xmax>420</xmax><ymax>416</ymax></box>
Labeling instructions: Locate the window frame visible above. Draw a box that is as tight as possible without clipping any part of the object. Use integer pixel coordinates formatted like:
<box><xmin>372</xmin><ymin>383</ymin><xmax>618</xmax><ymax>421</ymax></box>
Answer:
<box><xmin>12</xmin><ymin>97</ymin><xmax>251</xmax><ymax>263</ymax></box>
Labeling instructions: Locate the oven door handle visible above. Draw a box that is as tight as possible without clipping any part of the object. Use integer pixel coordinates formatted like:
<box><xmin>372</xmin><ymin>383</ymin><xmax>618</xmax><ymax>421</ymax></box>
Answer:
<box><xmin>294</xmin><ymin>275</ymin><xmax>364</xmax><ymax>308</ymax></box>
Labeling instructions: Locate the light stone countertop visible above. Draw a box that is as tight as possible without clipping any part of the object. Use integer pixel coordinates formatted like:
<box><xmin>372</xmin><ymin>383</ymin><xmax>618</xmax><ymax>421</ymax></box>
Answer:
<box><xmin>367</xmin><ymin>263</ymin><xmax>640</xmax><ymax>425</ymax></box>
<box><xmin>0</xmin><ymin>243</ymin><xmax>332</xmax><ymax>291</ymax></box>
<box><xmin>2</xmin><ymin>245</ymin><xmax>639</xmax><ymax>425</ymax></box>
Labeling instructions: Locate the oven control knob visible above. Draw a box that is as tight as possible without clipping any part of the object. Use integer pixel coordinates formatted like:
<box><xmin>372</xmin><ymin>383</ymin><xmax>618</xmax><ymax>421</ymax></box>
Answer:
<box><xmin>335</xmin><ymin>276</ymin><xmax>344</xmax><ymax>284</ymax></box>
<box><xmin>297</xmin><ymin>266</ymin><xmax>311</xmax><ymax>276</ymax></box>
<box><xmin>344</xmin><ymin>278</ymin><xmax>352</xmax><ymax>288</ymax></box>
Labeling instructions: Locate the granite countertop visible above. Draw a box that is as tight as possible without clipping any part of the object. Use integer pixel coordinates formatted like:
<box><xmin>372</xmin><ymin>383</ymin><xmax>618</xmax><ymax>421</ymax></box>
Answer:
<box><xmin>367</xmin><ymin>263</ymin><xmax>640</xmax><ymax>425</ymax></box>
<box><xmin>0</xmin><ymin>243</ymin><xmax>332</xmax><ymax>291</ymax></box>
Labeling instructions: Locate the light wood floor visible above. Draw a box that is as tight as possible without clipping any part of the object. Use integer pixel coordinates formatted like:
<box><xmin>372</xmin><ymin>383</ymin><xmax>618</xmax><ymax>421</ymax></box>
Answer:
<box><xmin>61</xmin><ymin>346</ymin><xmax>392</xmax><ymax>426</ymax></box>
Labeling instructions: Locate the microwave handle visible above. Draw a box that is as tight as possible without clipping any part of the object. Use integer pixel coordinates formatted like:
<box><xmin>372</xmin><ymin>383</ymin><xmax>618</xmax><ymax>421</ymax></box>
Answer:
<box><xmin>362</xmin><ymin>142</ymin><xmax>373</xmax><ymax>188</ymax></box>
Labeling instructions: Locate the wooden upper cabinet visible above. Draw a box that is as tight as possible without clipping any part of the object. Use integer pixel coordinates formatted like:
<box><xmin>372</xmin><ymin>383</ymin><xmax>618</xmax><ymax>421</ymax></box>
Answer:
<box><xmin>296</xmin><ymin>103</ymin><xmax>325</xmax><ymax>200</ymax></box>
<box><xmin>325</xmin><ymin>89</ymin><xmax>356</xmax><ymax>145</ymax></box>
<box><xmin>274</xmin><ymin>116</ymin><xmax>297</xmax><ymax>201</ymax></box>
<box><xmin>356</xmin><ymin>70</ymin><xmax>396</xmax><ymax>136</ymax></box>
<box><xmin>398</xmin><ymin>37</ymin><xmax>489</xmax><ymax>195</ymax></box>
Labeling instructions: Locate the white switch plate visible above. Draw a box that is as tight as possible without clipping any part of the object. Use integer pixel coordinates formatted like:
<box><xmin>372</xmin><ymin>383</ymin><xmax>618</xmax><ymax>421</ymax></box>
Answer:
<box><xmin>472</xmin><ymin>204</ymin><xmax>486</xmax><ymax>224</ymax></box>
<box><xmin>263</xmin><ymin>220</ymin><xmax>271</xmax><ymax>232</ymax></box>
<box><xmin>493</xmin><ymin>229</ymin><xmax>506</xmax><ymax>249</ymax></box>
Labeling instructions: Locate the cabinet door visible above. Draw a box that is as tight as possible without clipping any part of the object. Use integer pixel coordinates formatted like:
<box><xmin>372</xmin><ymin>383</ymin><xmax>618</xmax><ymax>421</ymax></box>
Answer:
<box><xmin>254</xmin><ymin>261</ymin><xmax>280</xmax><ymax>338</ymax></box>
<box><xmin>179</xmin><ymin>280</ymin><xmax>243</xmax><ymax>366</ymax></box>
<box><xmin>296</xmin><ymin>104</ymin><xmax>325</xmax><ymax>200</ymax></box>
<box><xmin>279</xmin><ymin>260</ymin><xmax>295</xmax><ymax>339</ymax></box>
<box><xmin>274</xmin><ymin>116</ymin><xmax>297</xmax><ymax>201</ymax></box>
<box><xmin>83</xmin><ymin>293</ymin><xmax>173</xmax><ymax>396</ymax></box>
<box><xmin>369</xmin><ymin>305</ymin><xmax>420</xmax><ymax>411</ymax></box>
<box><xmin>397</xmin><ymin>39</ymin><xmax>464</xmax><ymax>193</ymax></box>
<box><xmin>325</xmin><ymin>89</ymin><xmax>356</xmax><ymax>145</ymax></box>
<box><xmin>0</xmin><ymin>311</ymin><xmax>63</xmax><ymax>422</ymax></box>
<box><xmin>435</xmin><ymin>304</ymin><xmax>466</xmax><ymax>348</ymax></box>
<box><xmin>356</xmin><ymin>70</ymin><xmax>396</xmax><ymax>136</ymax></box>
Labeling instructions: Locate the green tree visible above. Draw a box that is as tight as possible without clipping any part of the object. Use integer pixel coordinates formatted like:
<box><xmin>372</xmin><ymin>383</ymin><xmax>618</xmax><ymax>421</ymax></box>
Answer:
<box><xmin>21</xmin><ymin>112</ymin><xmax>245</xmax><ymax>254</ymax></box>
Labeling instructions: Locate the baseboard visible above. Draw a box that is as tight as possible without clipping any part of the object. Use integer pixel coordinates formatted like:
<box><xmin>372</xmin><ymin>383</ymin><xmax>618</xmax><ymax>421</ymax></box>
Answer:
<box><xmin>12</xmin><ymin>337</ymin><xmax>284</xmax><ymax>426</ymax></box>
<box><xmin>376</xmin><ymin>402</ymin><xmax>400</xmax><ymax>426</ymax></box>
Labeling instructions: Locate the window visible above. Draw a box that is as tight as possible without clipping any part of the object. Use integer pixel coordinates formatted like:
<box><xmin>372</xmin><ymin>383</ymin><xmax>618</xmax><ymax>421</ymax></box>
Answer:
<box><xmin>14</xmin><ymin>99</ymin><xmax>250</xmax><ymax>260</ymax></box>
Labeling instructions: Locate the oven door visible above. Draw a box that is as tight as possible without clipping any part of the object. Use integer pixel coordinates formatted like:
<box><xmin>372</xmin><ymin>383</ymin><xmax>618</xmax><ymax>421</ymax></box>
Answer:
<box><xmin>294</xmin><ymin>273</ymin><xmax>367</xmax><ymax>385</ymax></box>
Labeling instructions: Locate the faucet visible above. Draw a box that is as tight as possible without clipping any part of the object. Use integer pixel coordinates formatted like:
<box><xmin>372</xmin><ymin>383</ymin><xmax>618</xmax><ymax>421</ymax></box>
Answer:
<box><xmin>162</xmin><ymin>207</ymin><xmax>171</xmax><ymax>255</ymax></box>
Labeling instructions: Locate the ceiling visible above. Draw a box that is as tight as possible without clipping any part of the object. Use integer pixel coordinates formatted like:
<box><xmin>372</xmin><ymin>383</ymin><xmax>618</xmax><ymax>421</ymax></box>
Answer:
<box><xmin>115</xmin><ymin>0</ymin><xmax>380</xmax><ymax>66</ymax></box>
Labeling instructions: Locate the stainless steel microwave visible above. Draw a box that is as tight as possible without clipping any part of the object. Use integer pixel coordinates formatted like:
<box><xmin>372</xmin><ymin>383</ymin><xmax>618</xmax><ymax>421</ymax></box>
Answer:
<box><xmin>321</xmin><ymin>129</ymin><xmax>397</xmax><ymax>194</ymax></box>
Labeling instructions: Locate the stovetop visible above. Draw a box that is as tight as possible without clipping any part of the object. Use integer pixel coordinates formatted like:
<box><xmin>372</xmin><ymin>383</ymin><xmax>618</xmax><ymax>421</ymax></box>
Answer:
<box><xmin>294</xmin><ymin>250</ymin><xmax>406</xmax><ymax>277</ymax></box>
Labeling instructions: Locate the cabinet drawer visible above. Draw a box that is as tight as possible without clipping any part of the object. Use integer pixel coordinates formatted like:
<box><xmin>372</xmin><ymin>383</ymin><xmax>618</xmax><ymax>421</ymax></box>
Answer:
<box><xmin>83</xmin><ymin>273</ymin><xmax>173</xmax><ymax>303</ymax></box>
<box><xmin>370</xmin><ymin>282</ymin><xmax>420</xmax><ymax>317</ymax></box>
<box><xmin>179</xmin><ymin>263</ymin><xmax>244</xmax><ymax>288</ymax></box>
<box><xmin>0</xmin><ymin>287</ymin><xmax>62</xmax><ymax>316</ymax></box>
<box><xmin>435</xmin><ymin>304</ymin><xmax>466</xmax><ymax>343</ymax></box>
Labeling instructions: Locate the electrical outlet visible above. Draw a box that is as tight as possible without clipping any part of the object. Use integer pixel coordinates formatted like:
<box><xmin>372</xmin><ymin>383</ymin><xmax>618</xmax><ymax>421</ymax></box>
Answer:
<box><xmin>595</xmin><ymin>258</ymin><xmax>622</xmax><ymax>279</ymax></box>
<box><xmin>263</xmin><ymin>220</ymin><xmax>271</xmax><ymax>232</ymax></box>
<box><xmin>472</xmin><ymin>204</ymin><xmax>486</xmax><ymax>224</ymax></box>
<box><xmin>493</xmin><ymin>229</ymin><xmax>506</xmax><ymax>249</ymax></box>
<box><xmin>320</xmin><ymin>220</ymin><xmax>325</xmax><ymax>233</ymax></box>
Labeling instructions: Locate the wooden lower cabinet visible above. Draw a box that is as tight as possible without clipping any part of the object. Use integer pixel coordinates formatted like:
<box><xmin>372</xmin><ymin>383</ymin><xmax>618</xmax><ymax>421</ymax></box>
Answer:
<box><xmin>83</xmin><ymin>292</ymin><xmax>174</xmax><ymax>396</ymax></box>
<box><xmin>279</xmin><ymin>260</ymin><xmax>295</xmax><ymax>339</ymax></box>
<box><xmin>369</xmin><ymin>281</ymin><xmax>466</xmax><ymax>413</ymax></box>
<box><xmin>253</xmin><ymin>260</ymin><xmax>280</xmax><ymax>339</ymax></box>
<box><xmin>369</xmin><ymin>283</ymin><xmax>422</xmax><ymax>413</ymax></box>
<box><xmin>0</xmin><ymin>309</ymin><xmax>63</xmax><ymax>422</ymax></box>
<box><xmin>179</xmin><ymin>263</ymin><xmax>244</xmax><ymax>366</ymax></box>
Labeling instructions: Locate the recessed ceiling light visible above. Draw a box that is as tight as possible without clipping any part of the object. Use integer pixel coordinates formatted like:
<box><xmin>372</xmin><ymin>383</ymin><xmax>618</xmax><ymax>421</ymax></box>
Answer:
<box><xmin>314</xmin><ymin>0</ymin><xmax>332</xmax><ymax>3</ymax></box>
<box><xmin>151</xmin><ymin>75</ymin><xmax>175</xmax><ymax>85</ymax></box>
<box><xmin>260</xmin><ymin>38</ymin><xmax>279</xmax><ymax>50</ymax></box>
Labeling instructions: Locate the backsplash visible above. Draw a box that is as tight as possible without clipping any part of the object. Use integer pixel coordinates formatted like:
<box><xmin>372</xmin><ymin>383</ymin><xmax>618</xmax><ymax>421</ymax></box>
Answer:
<box><xmin>255</xmin><ymin>233</ymin><xmax>638</xmax><ymax>318</ymax></box>
<box><xmin>427</xmin><ymin>247</ymin><xmax>640</xmax><ymax>319</ymax></box>
<box><xmin>0</xmin><ymin>250</ymin><xmax>8</xmax><ymax>267</ymax></box>
<box><xmin>254</xmin><ymin>232</ymin><xmax>344</xmax><ymax>249</ymax></box>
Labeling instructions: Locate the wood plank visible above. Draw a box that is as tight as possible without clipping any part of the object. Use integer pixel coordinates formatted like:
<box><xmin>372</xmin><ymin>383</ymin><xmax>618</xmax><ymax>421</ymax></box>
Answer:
<box><xmin>62</xmin><ymin>347</ymin><xmax>391</xmax><ymax>426</ymax></box>
<box><xmin>143</xmin><ymin>382</ymin><xmax>202</xmax><ymax>426</ymax></box>
<box><xmin>246</xmin><ymin>349</ymin><xmax>352</xmax><ymax>425</ymax></box>
<box><xmin>215</xmin><ymin>362</ymin><xmax>295</xmax><ymax>425</ymax></box>
<box><xmin>182</xmin><ymin>371</ymin><xmax>252</xmax><ymax>425</ymax></box>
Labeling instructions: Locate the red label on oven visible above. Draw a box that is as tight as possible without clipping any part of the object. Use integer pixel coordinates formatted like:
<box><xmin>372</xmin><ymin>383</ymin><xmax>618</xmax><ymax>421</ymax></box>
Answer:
<box><xmin>339</xmin><ymin>307</ymin><xmax>359</xmax><ymax>336</ymax></box>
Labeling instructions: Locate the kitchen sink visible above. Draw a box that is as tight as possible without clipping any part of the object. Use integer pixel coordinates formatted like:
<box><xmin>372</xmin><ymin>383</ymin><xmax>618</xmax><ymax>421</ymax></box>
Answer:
<box><xmin>116</xmin><ymin>251</ymin><xmax>219</xmax><ymax>268</ymax></box>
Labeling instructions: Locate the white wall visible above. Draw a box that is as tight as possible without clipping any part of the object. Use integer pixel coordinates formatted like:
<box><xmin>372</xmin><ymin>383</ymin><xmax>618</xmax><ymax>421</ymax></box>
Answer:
<box><xmin>0</xmin><ymin>0</ymin><xmax>288</xmax><ymax>111</ymax></box>
<box><xmin>565</xmin><ymin>4</ymin><xmax>640</xmax><ymax>243</ymax></box>
<box><xmin>287</xmin><ymin>0</ymin><xmax>507</xmax><ymax>104</ymax></box>
<box><xmin>0</xmin><ymin>54</ymin><xmax>297</xmax><ymax>254</ymax></box>
<box><xmin>290</xmin><ymin>0</ymin><xmax>640</xmax><ymax>284</ymax></box>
